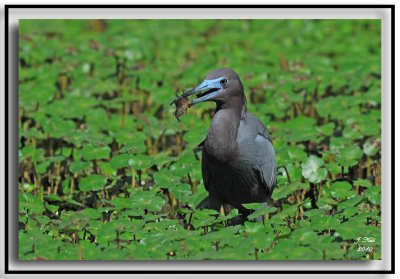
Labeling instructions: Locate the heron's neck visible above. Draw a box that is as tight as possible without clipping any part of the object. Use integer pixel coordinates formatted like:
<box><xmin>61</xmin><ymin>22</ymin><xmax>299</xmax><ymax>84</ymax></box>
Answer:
<box><xmin>204</xmin><ymin>96</ymin><xmax>246</xmax><ymax>162</ymax></box>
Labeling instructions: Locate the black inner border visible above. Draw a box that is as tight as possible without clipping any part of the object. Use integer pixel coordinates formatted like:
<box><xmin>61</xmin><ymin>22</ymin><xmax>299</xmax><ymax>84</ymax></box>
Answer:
<box><xmin>4</xmin><ymin>4</ymin><xmax>395</xmax><ymax>275</ymax></box>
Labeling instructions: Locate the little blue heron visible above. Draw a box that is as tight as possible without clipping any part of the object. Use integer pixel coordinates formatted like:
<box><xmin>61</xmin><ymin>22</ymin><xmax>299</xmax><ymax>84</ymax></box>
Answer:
<box><xmin>179</xmin><ymin>68</ymin><xmax>276</xmax><ymax>222</ymax></box>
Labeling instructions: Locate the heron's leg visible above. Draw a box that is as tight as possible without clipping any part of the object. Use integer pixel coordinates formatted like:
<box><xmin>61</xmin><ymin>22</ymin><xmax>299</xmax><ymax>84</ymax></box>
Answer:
<box><xmin>196</xmin><ymin>195</ymin><xmax>222</xmax><ymax>211</ymax></box>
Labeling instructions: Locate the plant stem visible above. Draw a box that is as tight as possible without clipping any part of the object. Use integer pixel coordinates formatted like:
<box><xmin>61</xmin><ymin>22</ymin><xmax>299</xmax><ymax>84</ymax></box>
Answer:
<box><xmin>131</xmin><ymin>168</ymin><xmax>136</xmax><ymax>188</ymax></box>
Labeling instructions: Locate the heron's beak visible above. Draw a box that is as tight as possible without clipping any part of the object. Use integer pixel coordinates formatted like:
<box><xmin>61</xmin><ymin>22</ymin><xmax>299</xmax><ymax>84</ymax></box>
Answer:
<box><xmin>184</xmin><ymin>78</ymin><xmax>224</xmax><ymax>106</ymax></box>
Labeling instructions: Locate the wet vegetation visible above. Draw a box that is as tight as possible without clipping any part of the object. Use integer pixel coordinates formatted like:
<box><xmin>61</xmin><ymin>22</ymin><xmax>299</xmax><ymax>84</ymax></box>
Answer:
<box><xmin>18</xmin><ymin>19</ymin><xmax>381</xmax><ymax>260</ymax></box>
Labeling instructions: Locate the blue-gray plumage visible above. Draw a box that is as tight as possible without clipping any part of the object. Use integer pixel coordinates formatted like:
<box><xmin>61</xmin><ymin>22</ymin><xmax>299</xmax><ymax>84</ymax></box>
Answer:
<box><xmin>179</xmin><ymin>68</ymin><xmax>276</xmax><ymax>221</ymax></box>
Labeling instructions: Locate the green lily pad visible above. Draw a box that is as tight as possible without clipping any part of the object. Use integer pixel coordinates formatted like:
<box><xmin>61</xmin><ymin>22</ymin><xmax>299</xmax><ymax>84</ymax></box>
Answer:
<box><xmin>330</xmin><ymin>181</ymin><xmax>354</xmax><ymax>199</ymax></box>
<box><xmin>128</xmin><ymin>154</ymin><xmax>153</xmax><ymax>170</ymax></box>
<box><xmin>153</xmin><ymin>170</ymin><xmax>180</xmax><ymax>189</ymax></box>
<box><xmin>337</xmin><ymin>195</ymin><xmax>364</xmax><ymax>211</ymax></box>
<box><xmin>301</xmin><ymin>155</ymin><xmax>327</xmax><ymax>183</ymax></box>
<box><xmin>80</xmin><ymin>145</ymin><xmax>111</xmax><ymax>161</ymax></box>
<box><xmin>363</xmin><ymin>138</ymin><xmax>380</xmax><ymax>156</ymax></box>
<box><xmin>247</xmin><ymin>205</ymin><xmax>278</xmax><ymax>220</ymax></box>
<box><xmin>70</xmin><ymin>161</ymin><xmax>91</xmax><ymax>174</ymax></box>
<box><xmin>110</xmin><ymin>153</ymin><xmax>134</xmax><ymax>170</ymax></box>
<box><xmin>130</xmin><ymin>189</ymin><xmax>165</xmax><ymax>212</ymax></box>
<box><xmin>335</xmin><ymin>145</ymin><xmax>363</xmax><ymax>167</ymax></box>
<box><xmin>365</xmin><ymin>186</ymin><xmax>380</xmax><ymax>205</ymax></box>
<box><xmin>79</xmin><ymin>175</ymin><xmax>107</xmax><ymax>192</ymax></box>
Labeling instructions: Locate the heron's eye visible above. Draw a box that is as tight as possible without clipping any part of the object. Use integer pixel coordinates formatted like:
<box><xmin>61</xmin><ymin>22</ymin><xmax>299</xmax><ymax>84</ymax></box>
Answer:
<box><xmin>220</xmin><ymin>78</ymin><xmax>228</xmax><ymax>86</ymax></box>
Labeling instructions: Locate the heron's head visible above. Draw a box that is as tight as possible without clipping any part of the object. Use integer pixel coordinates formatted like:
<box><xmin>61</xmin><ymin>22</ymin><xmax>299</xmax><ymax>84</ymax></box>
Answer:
<box><xmin>185</xmin><ymin>68</ymin><xmax>244</xmax><ymax>107</ymax></box>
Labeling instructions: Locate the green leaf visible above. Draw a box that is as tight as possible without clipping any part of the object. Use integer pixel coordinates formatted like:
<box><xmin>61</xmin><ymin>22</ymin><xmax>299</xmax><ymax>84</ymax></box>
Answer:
<box><xmin>169</xmin><ymin>183</ymin><xmax>192</xmax><ymax>203</ymax></box>
<box><xmin>337</xmin><ymin>195</ymin><xmax>364</xmax><ymax>211</ymax></box>
<box><xmin>110</xmin><ymin>154</ymin><xmax>133</xmax><ymax>169</ymax></box>
<box><xmin>335</xmin><ymin>145</ymin><xmax>363</xmax><ymax>167</ymax></box>
<box><xmin>330</xmin><ymin>181</ymin><xmax>354</xmax><ymax>199</ymax></box>
<box><xmin>363</xmin><ymin>139</ymin><xmax>380</xmax><ymax>156</ymax></box>
<box><xmin>98</xmin><ymin>161</ymin><xmax>116</xmax><ymax>176</ymax></box>
<box><xmin>22</xmin><ymin>183</ymin><xmax>35</xmax><ymax>192</ymax></box>
<box><xmin>44</xmin><ymin>194</ymin><xmax>63</xmax><ymax>202</ymax></box>
<box><xmin>271</xmin><ymin>182</ymin><xmax>308</xmax><ymax>200</ymax></box>
<box><xmin>287</xmin><ymin>145</ymin><xmax>307</xmax><ymax>162</ymax></box>
<box><xmin>301</xmin><ymin>155</ymin><xmax>327</xmax><ymax>183</ymax></box>
<box><xmin>317</xmin><ymin>123</ymin><xmax>335</xmax><ymax>136</ymax></box>
<box><xmin>80</xmin><ymin>145</ymin><xmax>111</xmax><ymax>161</ymax></box>
<box><xmin>283</xmin><ymin>116</ymin><xmax>318</xmax><ymax>142</ymax></box>
<box><xmin>153</xmin><ymin>170</ymin><xmax>180</xmax><ymax>189</ymax></box>
<box><xmin>112</xmin><ymin>197</ymin><xmax>132</xmax><ymax>210</ymax></box>
<box><xmin>354</xmin><ymin>179</ymin><xmax>372</xmax><ymax>188</ymax></box>
<box><xmin>21</xmin><ymin>145</ymin><xmax>44</xmax><ymax>162</ymax></box>
<box><xmin>365</xmin><ymin>186</ymin><xmax>380</xmax><ymax>205</ymax></box>
<box><xmin>70</xmin><ymin>161</ymin><xmax>91</xmax><ymax>174</ymax></box>
<box><xmin>289</xmin><ymin>228</ymin><xmax>318</xmax><ymax>245</ymax></box>
<box><xmin>129</xmin><ymin>189</ymin><xmax>165</xmax><ymax>212</ymax></box>
<box><xmin>192</xmin><ymin>210</ymin><xmax>218</xmax><ymax>228</ymax></box>
<box><xmin>335</xmin><ymin>220</ymin><xmax>379</xmax><ymax>240</ymax></box>
<box><xmin>19</xmin><ymin>192</ymin><xmax>43</xmax><ymax>213</ymax></box>
<box><xmin>79</xmin><ymin>175</ymin><xmax>107</xmax><ymax>192</ymax></box>
<box><xmin>247</xmin><ymin>206</ymin><xmax>277</xmax><ymax>220</ymax></box>
<box><xmin>36</xmin><ymin>160</ymin><xmax>52</xmax><ymax>174</ymax></box>
<box><xmin>128</xmin><ymin>154</ymin><xmax>153</xmax><ymax>170</ymax></box>
<box><xmin>310</xmin><ymin>214</ymin><xmax>340</xmax><ymax>231</ymax></box>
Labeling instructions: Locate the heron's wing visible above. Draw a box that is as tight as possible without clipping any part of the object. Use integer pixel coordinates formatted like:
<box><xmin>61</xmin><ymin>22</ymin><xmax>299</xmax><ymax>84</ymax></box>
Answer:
<box><xmin>237</xmin><ymin>113</ymin><xmax>277</xmax><ymax>194</ymax></box>
<box><xmin>254</xmin><ymin>132</ymin><xmax>277</xmax><ymax>193</ymax></box>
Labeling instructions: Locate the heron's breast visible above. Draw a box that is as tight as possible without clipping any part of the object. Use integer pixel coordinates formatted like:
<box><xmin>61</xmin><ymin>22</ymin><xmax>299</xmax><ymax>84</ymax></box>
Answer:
<box><xmin>202</xmin><ymin>151</ymin><xmax>264</xmax><ymax>206</ymax></box>
<box><xmin>203</xmin><ymin>137</ymin><xmax>238</xmax><ymax>163</ymax></box>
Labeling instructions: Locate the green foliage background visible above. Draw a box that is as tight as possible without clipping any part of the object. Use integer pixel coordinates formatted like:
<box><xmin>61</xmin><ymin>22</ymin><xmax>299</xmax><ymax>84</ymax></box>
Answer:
<box><xmin>19</xmin><ymin>19</ymin><xmax>381</xmax><ymax>260</ymax></box>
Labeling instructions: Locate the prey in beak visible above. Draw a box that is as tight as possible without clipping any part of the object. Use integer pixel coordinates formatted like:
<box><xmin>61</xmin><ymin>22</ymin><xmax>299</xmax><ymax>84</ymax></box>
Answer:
<box><xmin>171</xmin><ymin>77</ymin><xmax>226</xmax><ymax>121</ymax></box>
